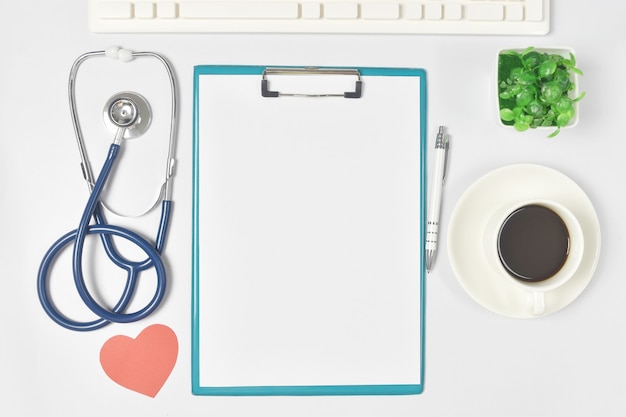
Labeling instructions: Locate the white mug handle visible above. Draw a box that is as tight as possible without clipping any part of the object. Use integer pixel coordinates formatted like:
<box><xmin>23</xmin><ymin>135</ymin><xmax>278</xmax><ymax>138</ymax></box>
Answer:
<box><xmin>532</xmin><ymin>291</ymin><xmax>546</xmax><ymax>316</ymax></box>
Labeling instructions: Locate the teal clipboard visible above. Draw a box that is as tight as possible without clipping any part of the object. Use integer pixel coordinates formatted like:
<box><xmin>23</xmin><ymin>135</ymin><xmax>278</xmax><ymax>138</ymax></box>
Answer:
<box><xmin>192</xmin><ymin>65</ymin><xmax>427</xmax><ymax>396</ymax></box>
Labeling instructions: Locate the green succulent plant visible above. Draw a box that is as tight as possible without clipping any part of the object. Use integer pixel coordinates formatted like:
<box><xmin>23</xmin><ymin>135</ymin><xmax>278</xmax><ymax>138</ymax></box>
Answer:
<box><xmin>498</xmin><ymin>47</ymin><xmax>585</xmax><ymax>138</ymax></box>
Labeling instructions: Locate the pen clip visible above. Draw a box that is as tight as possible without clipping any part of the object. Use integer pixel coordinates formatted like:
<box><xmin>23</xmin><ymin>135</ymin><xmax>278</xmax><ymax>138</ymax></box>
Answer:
<box><xmin>435</xmin><ymin>126</ymin><xmax>450</xmax><ymax>183</ymax></box>
<box><xmin>442</xmin><ymin>135</ymin><xmax>450</xmax><ymax>183</ymax></box>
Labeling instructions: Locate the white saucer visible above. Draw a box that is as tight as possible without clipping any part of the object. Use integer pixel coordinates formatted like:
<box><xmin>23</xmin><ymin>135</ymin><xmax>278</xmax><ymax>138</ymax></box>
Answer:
<box><xmin>447</xmin><ymin>164</ymin><xmax>601</xmax><ymax>318</ymax></box>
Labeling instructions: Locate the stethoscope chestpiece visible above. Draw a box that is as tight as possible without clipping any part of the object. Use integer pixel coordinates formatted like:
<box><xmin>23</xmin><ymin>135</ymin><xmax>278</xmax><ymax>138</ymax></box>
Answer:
<box><xmin>103</xmin><ymin>91</ymin><xmax>152</xmax><ymax>140</ymax></box>
<box><xmin>109</xmin><ymin>97</ymin><xmax>139</xmax><ymax>127</ymax></box>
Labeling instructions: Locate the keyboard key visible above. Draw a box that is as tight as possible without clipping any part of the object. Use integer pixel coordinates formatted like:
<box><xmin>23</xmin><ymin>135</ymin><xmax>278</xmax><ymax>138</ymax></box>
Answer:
<box><xmin>135</xmin><ymin>2</ymin><xmax>156</xmax><ymax>18</ymax></box>
<box><xmin>324</xmin><ymin>2</ymin><xmax>358</xmax><ymax>19</ymax></box>
<box><xmin>424</xmin><ymin>3</ymin><xmax>442</xmax><ymax>20</ymax></box>
<box><xmin>525</xmin><ymin>0</ymin><xmax>543</xmax><ymax>21</ymax></box>
<box><xmin>180</xmin><ymin>1</ymin><xmax>299</xmax><ymax>19</ymax></box>
<box><xmin>362</xmin><ymin>3</ymin><xmax>400</xmax><ymax>20</ymax></box>
<box><xmin>444</xmin><ymin>4</ymin><xmax>462</xmax><ymax>20</ymax></box>
<box><xmin>466</xmin><ymin>3</ymin><xmax>503</xmax><ymax>21</ymax></box>
<box><xmin>505</xmin><ymin>4</ymin><xmax>523</xmax><ymax>21</ymax></box>
<box><xmin>301</xmin><ymin>2</ymin><xmax>321</xmax><ymax>19</ymax></box>
<box><xmin>404</xmin><ymin>3</ymin><xmax>422</xmax><ymax>20</ymax></box>
<box><xmin>97</xmin><ymin>1</ymin><xmax>133</xmax><ymax>19</ymax></box>
<box><xmin>157</xmin><ymin>2</ymin><xmax>178</xmax><ymax>18</ymax></box>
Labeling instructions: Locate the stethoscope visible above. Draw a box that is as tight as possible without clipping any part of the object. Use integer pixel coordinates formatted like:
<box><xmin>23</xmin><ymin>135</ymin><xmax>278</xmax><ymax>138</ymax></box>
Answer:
<box><xmin>37</xmin><ymin>47</ymin><xmax>177</xmax><ymax>331</ymax></box>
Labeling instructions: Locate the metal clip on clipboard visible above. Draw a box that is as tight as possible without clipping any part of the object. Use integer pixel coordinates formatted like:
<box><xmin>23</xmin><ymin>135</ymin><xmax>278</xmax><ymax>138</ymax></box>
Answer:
<box><xmin>261</xmin><ymin>67</ymin><xmax>363</xmax><ymax>98</ymax></box>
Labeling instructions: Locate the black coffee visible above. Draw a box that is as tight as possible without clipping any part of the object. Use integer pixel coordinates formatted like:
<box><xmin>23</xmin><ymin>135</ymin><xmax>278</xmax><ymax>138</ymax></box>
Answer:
<box><xmin>497</xmin><ymin>204</ymin><xmax>570</xmax><ymax>282</ymax></box>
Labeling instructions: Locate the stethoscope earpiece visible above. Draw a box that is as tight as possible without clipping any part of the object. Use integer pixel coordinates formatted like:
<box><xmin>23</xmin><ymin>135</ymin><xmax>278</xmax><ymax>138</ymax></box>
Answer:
<box><xmin>105</xmin><ymin>46</ymin><xmax>134</xmax><ymax>62</ymax></box>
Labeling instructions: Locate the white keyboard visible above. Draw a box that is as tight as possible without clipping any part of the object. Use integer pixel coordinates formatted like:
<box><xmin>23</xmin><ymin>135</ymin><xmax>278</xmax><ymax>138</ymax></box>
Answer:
<box><xmin>88</xmin><ymin>0</ymin><xmax>549</xmax><ymax>34</ymax></box>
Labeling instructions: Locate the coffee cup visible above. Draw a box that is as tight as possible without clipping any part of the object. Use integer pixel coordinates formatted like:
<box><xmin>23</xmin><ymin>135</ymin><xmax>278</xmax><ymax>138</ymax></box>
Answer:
<box><xmin>484</xmin><ymin>199</ymin><xmax>584</xmax><ymax>316</ymax></box>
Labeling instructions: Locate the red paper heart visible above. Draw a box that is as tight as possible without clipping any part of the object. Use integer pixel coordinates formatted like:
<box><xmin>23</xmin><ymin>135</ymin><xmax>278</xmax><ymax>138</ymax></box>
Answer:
<box><xmin>100</xmin><ymin>324</ymin><xmax>178</xmax><ymax>397</ymax></box>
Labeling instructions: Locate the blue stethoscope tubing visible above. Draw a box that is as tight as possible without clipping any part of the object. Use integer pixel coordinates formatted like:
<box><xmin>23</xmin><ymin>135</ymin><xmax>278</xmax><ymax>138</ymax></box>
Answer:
<box><xmin>37</xmin><ymin>48</ymin><xmax>177</xmax><ymax>331</ymax></box>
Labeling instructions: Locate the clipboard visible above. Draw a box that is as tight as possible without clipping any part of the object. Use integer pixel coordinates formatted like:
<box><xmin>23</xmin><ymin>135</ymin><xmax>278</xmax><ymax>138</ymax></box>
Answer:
<box><xmin>192</xmin><ymin>65</ymin><xmax>427</xmax><ymax>396</ymax></box>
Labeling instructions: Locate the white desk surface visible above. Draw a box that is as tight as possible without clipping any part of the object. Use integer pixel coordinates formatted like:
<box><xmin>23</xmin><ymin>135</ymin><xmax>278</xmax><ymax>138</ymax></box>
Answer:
<box><xmin>1</xmin><ymin>1</ymin><xmax>625</xmax><ymax>416</ymax></box>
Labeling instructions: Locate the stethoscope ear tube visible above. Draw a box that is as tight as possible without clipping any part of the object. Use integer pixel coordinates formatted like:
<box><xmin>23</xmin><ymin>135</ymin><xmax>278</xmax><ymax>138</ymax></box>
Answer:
<box><xmin>68</xmin><ymin>47</ymin><xmax>177</xmax><ymax>212</ymax></box>
<box><xmin>37</xmin><ymin>144</ymin><xmax>169</xmax><ymax>331</ymax></box>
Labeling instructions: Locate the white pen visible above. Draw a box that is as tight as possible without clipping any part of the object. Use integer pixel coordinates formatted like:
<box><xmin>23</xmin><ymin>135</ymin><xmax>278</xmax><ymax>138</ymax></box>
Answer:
<box><xmin>426</xmin><ymin>126</ymin><xmax>449</xmax><ymax>273</ymax></box>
